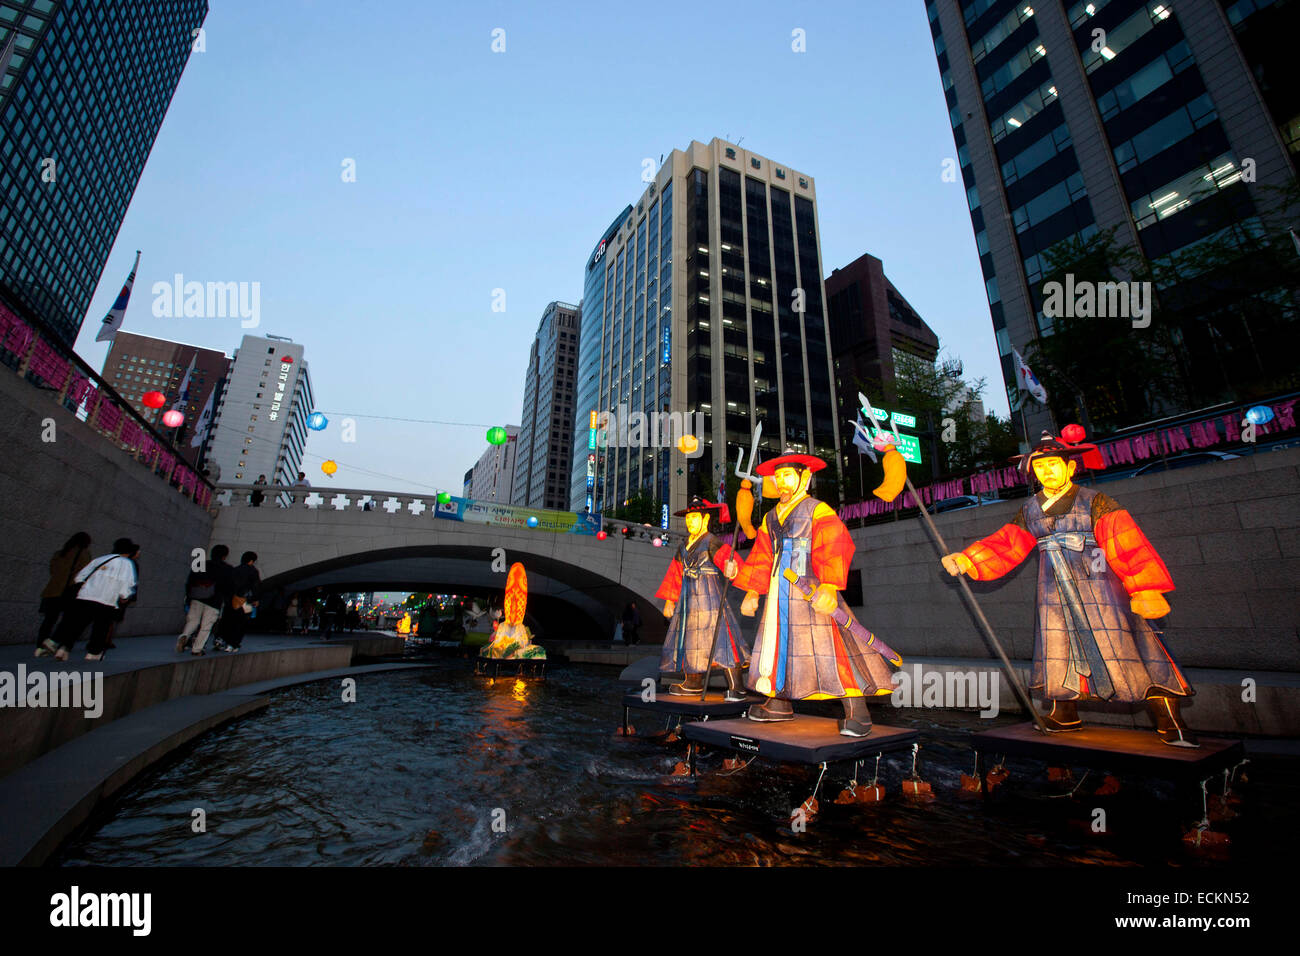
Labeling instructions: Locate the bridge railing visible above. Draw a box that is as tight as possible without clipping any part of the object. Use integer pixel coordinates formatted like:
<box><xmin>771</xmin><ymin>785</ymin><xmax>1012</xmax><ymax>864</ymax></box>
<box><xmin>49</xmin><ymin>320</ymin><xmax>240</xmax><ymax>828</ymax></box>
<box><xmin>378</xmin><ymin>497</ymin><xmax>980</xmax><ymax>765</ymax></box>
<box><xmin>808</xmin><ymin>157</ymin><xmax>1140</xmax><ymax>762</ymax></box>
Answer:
<box><xmin>211</xmin><ymin>484</ymin><xmax>683</xmax><ymax>547</ymax></box>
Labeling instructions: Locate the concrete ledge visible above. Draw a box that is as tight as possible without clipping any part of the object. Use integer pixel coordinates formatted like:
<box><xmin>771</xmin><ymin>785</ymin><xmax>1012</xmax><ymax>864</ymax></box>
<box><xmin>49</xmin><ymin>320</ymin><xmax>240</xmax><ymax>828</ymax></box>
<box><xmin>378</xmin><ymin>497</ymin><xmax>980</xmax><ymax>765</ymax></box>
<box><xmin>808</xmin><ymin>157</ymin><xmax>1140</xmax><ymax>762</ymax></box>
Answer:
<box><xmin>0</xmin><ymin>661</ymin><xmax>432</xmax><ymax>867</ymax></box>
<box><xmin>0</xmin><ymin>635</ymin><xmax>355</xmax><ymax>779</ymax></box>
<box><xmin>306</xmin><ymin>632</ymin><xmax>405</xmax><ymax>658</ymax></box>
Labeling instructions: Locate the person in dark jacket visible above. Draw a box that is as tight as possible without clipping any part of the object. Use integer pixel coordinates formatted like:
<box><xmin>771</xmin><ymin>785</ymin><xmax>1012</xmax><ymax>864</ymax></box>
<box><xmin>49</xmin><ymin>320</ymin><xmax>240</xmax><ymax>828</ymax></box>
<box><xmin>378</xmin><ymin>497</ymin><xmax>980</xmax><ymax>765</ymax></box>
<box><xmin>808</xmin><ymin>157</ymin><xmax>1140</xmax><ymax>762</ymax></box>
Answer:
<box><xmin>177</xmin><ymin>547</ymin><xmax>225</xmax><ymax>655</ymax></box>
<box><xmin>622</xmin><ymin>601</ymin><xmax>642</xmax><ymax>646</ymax></box>
<box><xmin>322</xmin><ymin>592</ymin><xmax>346</xmax><ymax>639</ymax></box>
<box><xmin>37</xmin><ymin>532</ymin><xmax>91</xmax><ymax>647</ymax></box>
<box><xmin>219</xmin><ymin>551</ymin><xmax>260</xmax><ymax>652</ymax></box>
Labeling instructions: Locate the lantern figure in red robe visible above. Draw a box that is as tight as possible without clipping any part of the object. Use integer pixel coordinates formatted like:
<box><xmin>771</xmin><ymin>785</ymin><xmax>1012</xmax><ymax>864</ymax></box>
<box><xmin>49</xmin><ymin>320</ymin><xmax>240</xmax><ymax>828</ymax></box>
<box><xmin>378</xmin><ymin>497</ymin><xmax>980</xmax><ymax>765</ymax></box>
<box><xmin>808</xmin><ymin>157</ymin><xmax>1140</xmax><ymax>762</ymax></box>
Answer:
<box><xmin>726</xmin><ymin>449</ymin><xmax>901</xmax><ymax>737</ymax></box>
<box><xmin>940</xmin><ymin>429</ymin><xmax>1198</xmax><ymax>747</ymax></box>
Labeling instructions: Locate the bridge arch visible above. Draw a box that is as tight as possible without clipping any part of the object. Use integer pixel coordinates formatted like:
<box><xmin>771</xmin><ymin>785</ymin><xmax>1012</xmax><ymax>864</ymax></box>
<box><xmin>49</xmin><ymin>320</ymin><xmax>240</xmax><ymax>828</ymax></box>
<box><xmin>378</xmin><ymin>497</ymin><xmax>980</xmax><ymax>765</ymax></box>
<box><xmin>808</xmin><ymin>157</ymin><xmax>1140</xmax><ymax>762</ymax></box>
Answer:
<box><xmin>209</xmin><ymin>486</ymin><xmax>669</xmax><ymax>642</ymax></box>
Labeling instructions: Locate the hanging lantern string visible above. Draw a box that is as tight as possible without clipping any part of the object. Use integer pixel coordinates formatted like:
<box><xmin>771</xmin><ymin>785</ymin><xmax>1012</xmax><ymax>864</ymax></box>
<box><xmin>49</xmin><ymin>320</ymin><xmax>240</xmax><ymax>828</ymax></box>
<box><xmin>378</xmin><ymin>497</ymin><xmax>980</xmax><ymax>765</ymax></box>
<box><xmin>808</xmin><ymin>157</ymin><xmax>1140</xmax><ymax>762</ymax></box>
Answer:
<box><xmin>310</xmin><ymin>412</ymin><xmax>497</xmax><ymax>428</ymax></box>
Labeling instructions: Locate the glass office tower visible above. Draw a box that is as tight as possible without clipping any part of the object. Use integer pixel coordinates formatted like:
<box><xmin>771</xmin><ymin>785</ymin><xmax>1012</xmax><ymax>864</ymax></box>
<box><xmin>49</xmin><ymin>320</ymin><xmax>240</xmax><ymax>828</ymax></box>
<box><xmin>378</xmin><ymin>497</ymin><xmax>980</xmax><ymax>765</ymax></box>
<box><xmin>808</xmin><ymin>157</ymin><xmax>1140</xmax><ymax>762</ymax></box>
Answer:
<box><xmin>928</xmin><ymin>0</ymin><xmax>1300</xmax><ymax>439</ymax></box>
<box><xmin>570</xmin><ymin>206</ymin><xmax>631</xmax><ymax>512</ymax></box>
<box><xmin>583</xmin><ymin>138</ymin><xmax>841</xmax><ymax>523</ymax></box>
<box><xmin>0</xmin><ymin>0</ymin><xmax>208</xmax><ymax>346</ymax></box>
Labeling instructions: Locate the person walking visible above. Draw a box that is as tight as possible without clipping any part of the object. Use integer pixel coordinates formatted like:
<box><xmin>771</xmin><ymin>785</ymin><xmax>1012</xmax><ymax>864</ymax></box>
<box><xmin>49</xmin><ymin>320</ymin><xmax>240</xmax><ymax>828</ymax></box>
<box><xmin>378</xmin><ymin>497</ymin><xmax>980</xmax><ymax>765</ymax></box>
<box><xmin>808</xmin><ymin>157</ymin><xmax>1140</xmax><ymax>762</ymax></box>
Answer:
<box><xmin>621</xmin><ymin>601</ymin><xmax>642</xmax><ymax>647</ymax></box>
<box><xmin>250</xmin><ymin>475</ymin><xmax>267</xmax><ymax>507</ymax></box>
<box><xmin>39</xmin><ymin>538</ymin><xmax>140</xmax><ymax>661</ymax></box>
<box><xmin>208</xmin><ymin>545</ymin><xmax>237</xmax><ymax>651</ymax></box>
<box><xmin>176</xmin><ymin>548</ymin><xmax>224</xmax><ymax>655</ymax></box>
<box><xmin>322</xmin><ymin>592</ymin><xmax>346</xmax><ymax>639</ymax></box>
<box><xmin>220</xmin><ymin>551</ymin><xmax>261</xmax><ymax>652</ymax></box>
<box><xmin>37</xmin><ymin>532</ymin><xmax>91</xmax><ymax>648</ymax></box>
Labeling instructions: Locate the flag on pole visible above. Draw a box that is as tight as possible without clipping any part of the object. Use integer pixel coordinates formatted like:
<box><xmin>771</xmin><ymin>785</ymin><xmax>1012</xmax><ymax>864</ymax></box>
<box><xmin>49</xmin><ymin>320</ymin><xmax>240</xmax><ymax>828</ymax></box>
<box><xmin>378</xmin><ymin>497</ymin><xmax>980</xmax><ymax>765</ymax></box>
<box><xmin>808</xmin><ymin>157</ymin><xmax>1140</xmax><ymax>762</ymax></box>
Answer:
<box><xmin>190</xmin><ymin>387</ymin><xmax>214</xmax><ymax>449</ymax></box>
<box><xmin>95</xmin><ymin>250</ymin><xmax>141</xmax><ymax>342</ymax></box>
<box><xmin>1012</xmin><ymin>347</ymin><xmax>1048</xmax><ymax>404</ymax></box>
<box><xmin>848</xmin><ymin>413</ymin><xmax>878</xmax><ymax>463</ymax></box>
<box><xmin>172</xmin><ymin>352</ymin><xmax>196</xmax><ymax>409</ymax></box>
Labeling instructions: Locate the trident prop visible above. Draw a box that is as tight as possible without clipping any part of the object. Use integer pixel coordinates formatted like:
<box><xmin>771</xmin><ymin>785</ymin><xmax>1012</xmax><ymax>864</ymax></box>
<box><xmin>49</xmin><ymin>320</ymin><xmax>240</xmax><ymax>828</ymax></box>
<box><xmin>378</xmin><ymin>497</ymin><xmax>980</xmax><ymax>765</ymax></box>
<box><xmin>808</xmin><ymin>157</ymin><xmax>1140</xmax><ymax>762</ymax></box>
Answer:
<box><xmin>697</xmin><ymin>422</ymin><xmax>761</xmax><ymax>702</ymax></box>
<box><xmin>859</xmin><ymin>394</ymin><xmax>1046</xmax><ymax>733</ymax></box>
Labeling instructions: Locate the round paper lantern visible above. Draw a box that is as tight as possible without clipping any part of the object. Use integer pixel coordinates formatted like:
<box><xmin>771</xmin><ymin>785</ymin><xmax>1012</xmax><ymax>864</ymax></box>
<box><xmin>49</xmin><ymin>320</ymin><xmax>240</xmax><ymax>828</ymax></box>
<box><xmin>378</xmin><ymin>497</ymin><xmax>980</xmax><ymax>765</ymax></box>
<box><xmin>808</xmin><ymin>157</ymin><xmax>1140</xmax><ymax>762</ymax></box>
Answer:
<box><xmin>307</xmin><ymin>412</ymin><xmax>328</xmax><ymax>431</ymax></box>
<box><xmin>437</xmin><ymin>492</ymin><xmax>451</xmax><ymax>504</ymax></box>
<box><xmin>321</xmin><ymin>460</ymin><xmax>338</xmax><ymax>477</ymax></box>
<box><xmin>526</xmin><ymin>516</ymin><xmax>539</xmax><ymax>528</ymax></box>
<box><xmin>1245</xmin><ymin>405</ymin><xmax>1274</xmax><ymax>425</ymax></box>
<box><xmin>596</xmin><ymin>530</ymin><xmax>607</xmax><ymax>540</ymax></box>
<box><xmin>1061</xmin><ymin>424</ymin><xmax>1086</xmax><ymax>443</ymax></box>
<box><xmin>652</xmin><ymin>537</ymin><xmax>663</xmax><ymax>547</ymax></box>
<box><xmin>142</xmin><ymin>390</ymin><xmax>165</xmax><ymax>409</ymax></box>
<box><xmin>161</xmin><ymin>409</ymin><xmax>184</xmax><ymax>428</ymax></box>
<box><xmin>486</xmin><ymin>426</ymin><xmax>508</xmax><ymax>446</ymax></box>
<box><xmin>677</xmin><ymin>434</ymin><xmax>699</xmax><ymax>455</ymax></box>
<box><xmin>280</xmin><ymin>355</ymin><xmax>294</xmax><ymax>364</ymax></box>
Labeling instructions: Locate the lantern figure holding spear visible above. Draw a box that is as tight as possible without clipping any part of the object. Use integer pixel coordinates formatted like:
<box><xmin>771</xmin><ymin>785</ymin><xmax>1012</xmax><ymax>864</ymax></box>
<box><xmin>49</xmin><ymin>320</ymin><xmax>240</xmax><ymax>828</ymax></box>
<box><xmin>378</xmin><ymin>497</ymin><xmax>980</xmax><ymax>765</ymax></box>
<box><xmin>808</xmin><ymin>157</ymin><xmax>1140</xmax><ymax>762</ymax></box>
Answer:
<box><xmin>724</xmin><ymin>437</ymin><xmax>902</xmax><ymax>737</ymax></box>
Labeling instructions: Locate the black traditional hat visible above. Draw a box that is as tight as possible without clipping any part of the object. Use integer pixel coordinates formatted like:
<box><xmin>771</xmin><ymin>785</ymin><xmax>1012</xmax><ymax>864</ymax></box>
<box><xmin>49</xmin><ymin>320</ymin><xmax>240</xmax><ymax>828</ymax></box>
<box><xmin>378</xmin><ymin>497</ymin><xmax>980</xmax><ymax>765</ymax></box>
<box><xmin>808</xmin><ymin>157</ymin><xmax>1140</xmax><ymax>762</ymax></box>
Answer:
<box><xmin>1015</xmin><ymin>427</ymin><xmax>1105</xmax><ymax>474</ymax></box>
<box><xmin>673</xmin><ymin>496</ymin><xmax>731</xmax><ymax>523</ymax></box>
<box><xmin>753</xmin><ymin>447</ymin><xmax>827</xmax><ymax>477</ymax></box>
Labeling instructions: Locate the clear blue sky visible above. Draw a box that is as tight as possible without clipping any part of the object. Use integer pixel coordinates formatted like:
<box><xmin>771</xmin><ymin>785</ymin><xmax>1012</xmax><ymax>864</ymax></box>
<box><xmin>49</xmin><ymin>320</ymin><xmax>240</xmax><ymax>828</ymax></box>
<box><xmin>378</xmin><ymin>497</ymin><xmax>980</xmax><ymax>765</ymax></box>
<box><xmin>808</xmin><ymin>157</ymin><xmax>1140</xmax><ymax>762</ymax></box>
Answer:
<box><xmin>72</xmin><ymin>0</ymin><xmax>1006</xmax><ymax>496</ymax></box>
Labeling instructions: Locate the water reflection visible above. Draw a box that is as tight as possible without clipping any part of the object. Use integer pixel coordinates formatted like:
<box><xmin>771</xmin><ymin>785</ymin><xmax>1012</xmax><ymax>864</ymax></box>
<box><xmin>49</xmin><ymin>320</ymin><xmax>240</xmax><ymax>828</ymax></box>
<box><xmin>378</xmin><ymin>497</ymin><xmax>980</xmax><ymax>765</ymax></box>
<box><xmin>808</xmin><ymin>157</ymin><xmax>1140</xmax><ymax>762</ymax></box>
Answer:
<box><xmin>54</xmin><ymin>663</ymin><xmax>1287</xmax><ymax>867</ymax></box>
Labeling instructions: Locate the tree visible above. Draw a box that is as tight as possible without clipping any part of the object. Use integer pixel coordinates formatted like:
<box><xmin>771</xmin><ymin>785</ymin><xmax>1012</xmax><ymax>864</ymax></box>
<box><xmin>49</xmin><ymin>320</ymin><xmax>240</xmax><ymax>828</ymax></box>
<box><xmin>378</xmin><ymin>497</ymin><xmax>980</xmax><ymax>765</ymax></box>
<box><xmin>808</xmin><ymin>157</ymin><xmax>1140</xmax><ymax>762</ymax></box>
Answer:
<box><xmin>611</xmin><ymin>488</ymin><xmax>662</xmax><ymax>525</ymax></box>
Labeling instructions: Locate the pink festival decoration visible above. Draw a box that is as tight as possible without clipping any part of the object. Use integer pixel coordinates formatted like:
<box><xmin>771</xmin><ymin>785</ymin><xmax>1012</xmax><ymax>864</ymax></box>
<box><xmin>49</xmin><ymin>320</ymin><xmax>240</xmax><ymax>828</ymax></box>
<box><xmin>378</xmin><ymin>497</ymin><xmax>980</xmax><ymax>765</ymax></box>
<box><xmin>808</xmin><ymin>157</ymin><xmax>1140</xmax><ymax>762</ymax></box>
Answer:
<box><xmin>162</xmin><ymin>409</ymin><xmax>184</xmax><ymax>428</ymax></box>
<box><xmin>837</xmin><ymin>399</ymin><xmax>1298</xmax><ymax>523</ymax></box>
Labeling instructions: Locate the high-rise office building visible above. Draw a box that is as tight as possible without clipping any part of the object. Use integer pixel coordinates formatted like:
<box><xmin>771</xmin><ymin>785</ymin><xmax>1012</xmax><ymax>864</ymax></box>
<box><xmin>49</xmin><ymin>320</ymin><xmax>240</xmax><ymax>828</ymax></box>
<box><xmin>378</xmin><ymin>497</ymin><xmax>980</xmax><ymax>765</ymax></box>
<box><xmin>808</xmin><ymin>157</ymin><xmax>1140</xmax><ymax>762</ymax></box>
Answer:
<box><xmin>100</xmin><ymin>330</ymin><xmax>229</xmax><ymax>467</ymax></box>
<box><xmin>205</xmin><ymin>334</ymin><xmax>313</xmax><ymax>488</ymax></box>
<box><xmin>581</xmin><ymin>138</ymin><xmax>840</xmax><ymax>520</ymax></box>
<box><xmin>826</xmin><ymin>252</ymin><xmax>941</xmax><ymax>499</ymax></box>
<box><xmin>0</xmin><ymin>0</ymin><xmax>208</xmax><ymax>346</ymax></box>
<box><xmin>826</xmin><ymin>252</ymin><xmax>941</xmax><ymax>411</ymax></box>
<box><xmin>512</xmin><ymin>301</ymin><xmax>580</xmax><ymax>510</ymax></box>
<box><xmin>570</xmin><ymin>206</ymin><xmax>632</xmax><ymax>512</ymax></box>
<box><xmin>467</xmin><ymin>424</ymin><xmax>518</xmax><ymax>502</ymax></box>
<box><xmin>927</xmin><ymin>0</ymin><xmax>1300</xmax><ymax>440</ymax></box>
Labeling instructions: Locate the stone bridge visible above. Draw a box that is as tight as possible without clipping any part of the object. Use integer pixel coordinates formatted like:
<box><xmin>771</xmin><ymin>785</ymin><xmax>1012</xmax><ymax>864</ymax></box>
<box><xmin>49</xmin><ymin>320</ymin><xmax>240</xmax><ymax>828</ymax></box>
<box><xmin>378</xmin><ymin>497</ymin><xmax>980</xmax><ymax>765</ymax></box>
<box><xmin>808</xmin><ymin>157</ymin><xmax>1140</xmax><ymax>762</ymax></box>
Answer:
<box><xmin>209</xmin><ymin>486</ymin><xmax>673</xmax><ymax>642</ymax></box>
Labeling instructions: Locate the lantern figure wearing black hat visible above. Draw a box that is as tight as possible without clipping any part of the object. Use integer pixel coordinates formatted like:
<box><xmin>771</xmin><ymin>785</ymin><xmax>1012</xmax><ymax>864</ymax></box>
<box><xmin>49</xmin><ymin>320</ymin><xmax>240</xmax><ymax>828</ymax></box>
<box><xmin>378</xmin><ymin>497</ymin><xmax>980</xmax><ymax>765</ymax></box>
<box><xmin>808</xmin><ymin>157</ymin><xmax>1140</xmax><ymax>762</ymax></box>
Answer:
<box><xmin>724</xmin><ymin>450</ymin><xmax>899</xmax><ymax>737</ymax></box>
<box><xmin>940</xmin><ymin>427</ymin><xmax>1197</xmax><ymax>746</ymax></box>
<box><xmin>657</xmin><ymin>497</ymin><xmax>749</xmax><ymax>698</ymax></box>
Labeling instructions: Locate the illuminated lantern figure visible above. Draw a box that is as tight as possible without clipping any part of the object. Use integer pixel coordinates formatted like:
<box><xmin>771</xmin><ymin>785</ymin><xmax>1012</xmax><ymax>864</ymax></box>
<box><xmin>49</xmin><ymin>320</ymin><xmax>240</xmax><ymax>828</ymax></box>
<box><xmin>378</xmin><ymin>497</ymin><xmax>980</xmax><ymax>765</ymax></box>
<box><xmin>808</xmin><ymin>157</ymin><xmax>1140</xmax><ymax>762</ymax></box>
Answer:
<box><xmin>397</xmin><ymin>613</ymin><xmax>411</xmax><ymax>635</ymax></box>
<box><xmin>321</xmin><ymin>460</ymin><xmax>338</xmax><ymax>477</ymax></box>
<box><xmin>726</xmin><ymin>449</ymin><xmax>899</xmax><ymax>736</ymax></box>
<box><xmin>658</xmin><ymin>498</ymin><xmax>749</xmax><ymax>699</ymax></box>
<box><xmin>161</xmin><ymin>409</ymin><xmax>184</xmax><ymax>428</ymax></box>
<box><xmin>482</xmin><ymin>562</ymin><xmax>546</xmax><ymax>660</ymax></box>
<box><xmin>941</xmin><ymin>430</ymin><xmax>1197</xmax><ymax>747</ymax></box>
<box><xmin>142</xmin><ymin>391</ymin><xmax>165</xmax><ymax>409</ymax></box>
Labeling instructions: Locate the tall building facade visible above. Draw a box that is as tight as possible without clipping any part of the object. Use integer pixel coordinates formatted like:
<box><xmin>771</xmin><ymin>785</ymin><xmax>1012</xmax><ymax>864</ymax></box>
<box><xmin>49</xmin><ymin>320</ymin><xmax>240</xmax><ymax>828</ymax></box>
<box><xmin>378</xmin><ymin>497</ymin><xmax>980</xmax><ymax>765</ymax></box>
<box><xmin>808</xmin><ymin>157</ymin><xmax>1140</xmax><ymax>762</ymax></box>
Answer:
<box><xmin>467</xmin><ymin>424</ymin><xmax>518</xmax><ymax>501</ymax></box>
<box><xmin>928</xmin><ymin>0</ymin><xmax>1300</xmax><ymax>440</ymax></box>
<box><xmin>826</xmin><ymin>252</ymin><xmax>941</xmax><ymax>411</ymax></box>
<box><xmin>100</xmin><ymin>331</ymin><xmax>229</xmax><ymax>467</ymax></box>
<box><xmin>0</xmin><ymin>0</ymin><xmax>208</xmax><ymax>346</ymax></box>
<box><xmin>570</xmin><ymin>205</ymin><xmax>632</xmax><ymax>512</ymax></box>
<box><xmin>582</xmin><ymin>138</ymin><xmax>841</xmax><ymax>520</ymax></box>
<box><xmin>511</xmin><ymin>301</ymin><xmax>580</xmax><ymax>510</ymax></box>
<box><xmin>205</xmin><ymin>334</ymin><xmax>313</xmax><ymax>488</ymax></box>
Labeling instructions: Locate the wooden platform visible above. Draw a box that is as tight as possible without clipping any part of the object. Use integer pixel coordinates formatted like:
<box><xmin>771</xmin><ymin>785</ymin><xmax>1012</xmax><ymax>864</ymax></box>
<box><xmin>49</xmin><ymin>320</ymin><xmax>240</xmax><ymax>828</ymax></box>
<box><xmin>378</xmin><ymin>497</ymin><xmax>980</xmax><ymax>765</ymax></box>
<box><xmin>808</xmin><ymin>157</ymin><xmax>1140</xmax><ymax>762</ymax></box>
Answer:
<box><xmin>971</xmin><ymin>723</ymin><xmax>1245</xmax><ymax>782</ymax></box>
<box><xmin>475</xmin><ymin>657</ymin><xmax>547</xmax><ymax>679</ymax></box>
<box><xmin>683</xmin><ymin>716</ymin><xmax>919</xmax><ymax>766</ymax></box>
<box><xmin>619</xmin><ymin>689</ymin><xmax>753</xmax><ymax>736</ymax></box>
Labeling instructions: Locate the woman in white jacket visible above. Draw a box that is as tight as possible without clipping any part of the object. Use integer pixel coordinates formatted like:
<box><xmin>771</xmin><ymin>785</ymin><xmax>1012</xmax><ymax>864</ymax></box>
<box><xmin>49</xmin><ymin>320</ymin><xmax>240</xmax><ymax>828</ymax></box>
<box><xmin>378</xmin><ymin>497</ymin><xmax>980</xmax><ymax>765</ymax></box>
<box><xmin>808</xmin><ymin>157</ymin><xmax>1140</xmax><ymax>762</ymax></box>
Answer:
<box><xmin>38</xmin><ymin>538</ymin><xmax>139</xmax><ymax>661</ymax></box>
